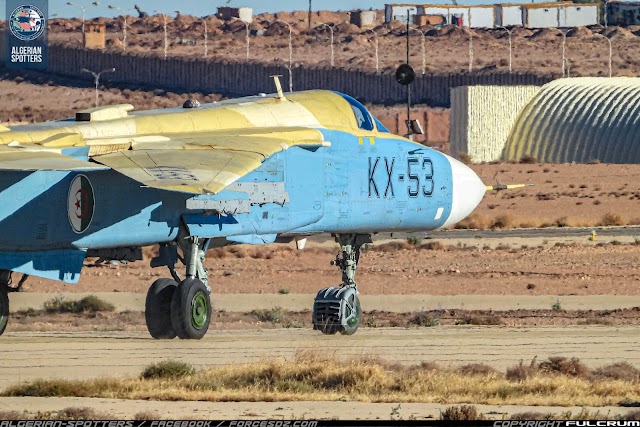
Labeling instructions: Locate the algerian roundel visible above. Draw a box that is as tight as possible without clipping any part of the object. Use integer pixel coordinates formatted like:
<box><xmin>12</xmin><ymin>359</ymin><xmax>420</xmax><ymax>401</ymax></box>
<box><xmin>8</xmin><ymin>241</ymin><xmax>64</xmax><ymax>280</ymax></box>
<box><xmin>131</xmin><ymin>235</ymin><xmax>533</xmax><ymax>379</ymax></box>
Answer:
<box><xmin>67</xmin><ymin>174</ymin><xmax>95</xmax><ymax>233</ymax></box>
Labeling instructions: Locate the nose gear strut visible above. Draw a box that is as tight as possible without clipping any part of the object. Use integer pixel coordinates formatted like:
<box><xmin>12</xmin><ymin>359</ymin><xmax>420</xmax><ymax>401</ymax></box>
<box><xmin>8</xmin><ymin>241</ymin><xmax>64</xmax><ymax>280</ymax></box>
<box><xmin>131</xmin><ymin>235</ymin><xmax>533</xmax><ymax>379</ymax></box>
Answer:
<box><xmin>312</xmin><ymin>233</ymin><xmax>371</xmax><ymax>335</ymax></box>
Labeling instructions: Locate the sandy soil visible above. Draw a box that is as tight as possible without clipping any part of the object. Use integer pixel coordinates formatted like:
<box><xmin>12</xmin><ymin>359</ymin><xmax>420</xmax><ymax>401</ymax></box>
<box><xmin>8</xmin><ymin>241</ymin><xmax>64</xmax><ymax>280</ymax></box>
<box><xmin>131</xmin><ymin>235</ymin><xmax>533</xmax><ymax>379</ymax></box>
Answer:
<box><xmin>15</xmin><ymin>238</ymin><xmax>640</xmax><ymax>296</ymax></box>
<box><xmin>2</xmin><ymin>327</ymin><xmax>639</xmax><ymax>386</ymax></box>
<box><xmin>0</xmin><ymin>397</ymin><xmax>635</xmax><ymax>421</ymax></box>
<box><xmin>44</xmin><ymin>13</ymin><xmax>640</xmax><ymax>77</ymax></box>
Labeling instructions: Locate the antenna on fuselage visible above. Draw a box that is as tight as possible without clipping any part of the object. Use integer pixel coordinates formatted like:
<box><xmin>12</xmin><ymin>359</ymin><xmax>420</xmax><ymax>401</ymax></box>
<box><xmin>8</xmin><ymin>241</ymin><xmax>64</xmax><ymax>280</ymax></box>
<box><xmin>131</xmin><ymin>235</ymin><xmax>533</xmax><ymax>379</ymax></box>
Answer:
<box><xmin>270</xmin><ymin>75</ymin><xmax>286</xmax><ymax>100</ymax></box>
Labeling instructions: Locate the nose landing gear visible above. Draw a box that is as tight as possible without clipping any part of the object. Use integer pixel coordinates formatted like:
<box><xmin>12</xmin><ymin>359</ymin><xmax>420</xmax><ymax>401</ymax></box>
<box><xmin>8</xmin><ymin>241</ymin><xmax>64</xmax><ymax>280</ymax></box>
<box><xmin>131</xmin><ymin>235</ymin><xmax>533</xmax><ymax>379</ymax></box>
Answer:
<box><xmin>312</xmin><ymin>233</ymin><xmax>371</xmax><ymax>336</ymax></box>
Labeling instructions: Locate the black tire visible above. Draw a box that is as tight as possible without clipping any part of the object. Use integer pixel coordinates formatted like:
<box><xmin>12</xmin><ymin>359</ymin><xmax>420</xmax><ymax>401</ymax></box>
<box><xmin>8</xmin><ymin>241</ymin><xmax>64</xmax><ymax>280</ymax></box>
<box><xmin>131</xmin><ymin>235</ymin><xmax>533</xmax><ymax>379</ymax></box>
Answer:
<box><xmin>0</xmin><ymin>283</ymin><xmax>8</xmax><ymax>336</ymax></box>
<box><xmin>317</xmin><ymin>321</ymin><xmax>340</xmax><ymax>335</ymax></box>
<box><xmin>145</xmin><ymin>278</ymin><xmax>177</xmax><ymax>339</ymax></box>
<box><xmin>170</xmin><ymin>278</ymin><xmax>211</xmax><ymax>340</ymax></box>
<box><xmin>340</xmin><ymin>294</ymin><xmax>361</xmax><ymax>336</ymax></box>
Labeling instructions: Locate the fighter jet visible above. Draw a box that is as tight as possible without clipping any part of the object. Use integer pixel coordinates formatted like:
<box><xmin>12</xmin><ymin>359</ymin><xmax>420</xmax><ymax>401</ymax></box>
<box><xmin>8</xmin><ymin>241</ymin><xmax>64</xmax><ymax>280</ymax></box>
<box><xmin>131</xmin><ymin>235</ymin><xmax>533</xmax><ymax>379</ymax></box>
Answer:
<box><xmin>0</xmin><ymin>82</ymin><xmax>487</xmax><ymax>339</ymax></box>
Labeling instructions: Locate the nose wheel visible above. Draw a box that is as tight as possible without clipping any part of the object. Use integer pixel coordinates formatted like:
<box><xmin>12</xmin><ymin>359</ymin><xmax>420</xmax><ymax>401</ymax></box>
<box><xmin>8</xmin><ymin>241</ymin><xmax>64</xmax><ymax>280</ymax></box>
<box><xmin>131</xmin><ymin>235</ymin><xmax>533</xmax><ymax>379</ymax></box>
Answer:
<box><xmin>312</xmin><ymin>233</ymin><xmax>370</xmax><ymax>336</ymax></box>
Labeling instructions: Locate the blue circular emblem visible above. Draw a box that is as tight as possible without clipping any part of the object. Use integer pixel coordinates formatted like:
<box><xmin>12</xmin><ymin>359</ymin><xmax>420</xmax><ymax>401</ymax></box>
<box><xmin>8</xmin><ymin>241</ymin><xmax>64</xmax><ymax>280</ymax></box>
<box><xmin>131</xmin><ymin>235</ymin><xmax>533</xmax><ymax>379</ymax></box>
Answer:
<box><xmin>9</xmin><ymin>5</ymin><xmax>45</xmax><ymax>41</ymax></box>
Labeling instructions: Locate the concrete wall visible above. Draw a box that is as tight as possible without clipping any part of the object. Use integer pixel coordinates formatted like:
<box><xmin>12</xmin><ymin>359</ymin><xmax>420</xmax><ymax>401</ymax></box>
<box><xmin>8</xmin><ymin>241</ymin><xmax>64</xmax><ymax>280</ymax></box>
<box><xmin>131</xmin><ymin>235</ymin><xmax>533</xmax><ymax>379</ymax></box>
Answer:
<box><xmin>450</xmin><ymin>85</ymin><xmax>540</xmax><ymax>162</ymax></box>
<box><xmin>39</xmin><ymin>44</ymin><xmax>553</xmax><ymax>108</ymax></box>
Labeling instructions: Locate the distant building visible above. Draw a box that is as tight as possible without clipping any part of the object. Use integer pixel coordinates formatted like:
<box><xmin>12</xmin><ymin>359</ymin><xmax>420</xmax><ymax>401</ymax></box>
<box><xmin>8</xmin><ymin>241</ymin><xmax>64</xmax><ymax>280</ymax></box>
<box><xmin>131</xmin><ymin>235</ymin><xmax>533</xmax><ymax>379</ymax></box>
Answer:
<box><xmin>350</xmin><ymin>10</ymin><xmax>377</xmax><ymax>28</ymax></box>
<box><xmin>385</xmin><ymin>4</ymin><xmax>419</xmax><ymax>23</ymax></box>
<box><xmin>607</xmin><ymin>1</ymin><xmax>640</xmax><ymax>25</ymax></box>
<box><xmin>523</xmin><ymin>3</ymin><xmax>598</xmax><ymax>28</ymax></box>
<box><xmin>217</xmin><ymin>6</ymin><xmax>253</xmax><ymax>23</ymax></box>
<box><xmin>384</xmin><ymin>2</ymin><xmax>599</xmax><ymax>28</ymax></box>
<box><xmin>83</xmin><ymin>23</ymin><xmax>106</xmax><ymax>49</ymax></box>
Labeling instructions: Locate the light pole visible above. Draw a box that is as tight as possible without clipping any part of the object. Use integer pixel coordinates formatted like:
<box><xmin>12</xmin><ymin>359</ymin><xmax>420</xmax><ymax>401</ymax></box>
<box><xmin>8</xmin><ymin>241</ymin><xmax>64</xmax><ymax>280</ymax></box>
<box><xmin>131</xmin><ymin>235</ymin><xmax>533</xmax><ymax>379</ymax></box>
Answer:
<box><xmin>285</xmin><ymin>64</ymin><xmax>293</xmax><ymax>93</ymax></box>
<box><xmin>204</xmin><ymin>19</ymin><xmax>208</xmax><ymax>58</ymax></box>
<box><xmin>154</xmin><ymin>12</ymin><xmax>168</xmax><ymax>59</ymax></box>
<box><xmin>467</xmin><ymin>29</ymin><xmax>473</xmax><ymax>72</ymax></box>
<box><xmin>497</xmin><ymin>26</ymin><xmax>513</xmax><ymax>73</ymax></box>
<box><xmin>151</xmin><ymin>10</ymin><xmax>168</xmax><ymax>58</ymax></box>
<box><xmin>408</xmin><ymin>28</ymin><xmax>426</xmax><ymax>75</ymax></box>
<box><xmin>594</xmin><ymin>33</ymin><xmax>612</xmax><ymax>77</ymax></box>
<box><xmin>316</xmin><ymin>22</ymin><xmax>335</xmax><ymax>67</ymax></box>
<box><xmin>270</xmin><ymin>20</ymin><xmax>293</xmax><ymax>83</ymax></box>
<box><xmin>108</xmin><ymin>5</ymin><xmax>134</xmax><ymax>51</ymax></box>
<box><xmin>455</xmin><ymin>25</ymin><xmax>473</xmax><ymax>72</ymax></box>
<box><xmin>559</xmin><ymin>29</ymin><xmax>569</xmax><ymax>77</ymax></box>
<box><xmin>66</xmin><ymin>2</ymin><xmax>87</xmax><ymax>34</ymax></box>
<box><xmin>231</xmin><ymin>17</ymin><xmax>251</xmax><ymax>60</ymax></box>
<box><xmin>81</xmin><ymin>67</ymin><xmax>115</xmax><ymax>107</ymax></box>
<box><xmin>366</xmin><ymin>29</ymin><xmax>379</xmax><ymax>72</ymax></box>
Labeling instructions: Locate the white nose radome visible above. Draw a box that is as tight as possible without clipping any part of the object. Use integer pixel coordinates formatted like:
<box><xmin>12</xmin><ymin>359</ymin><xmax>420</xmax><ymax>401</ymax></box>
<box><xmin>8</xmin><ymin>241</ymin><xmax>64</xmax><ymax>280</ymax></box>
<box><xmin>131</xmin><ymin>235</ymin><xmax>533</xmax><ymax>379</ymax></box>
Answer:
<box><xmin>441</xmin><ymin>155</ymin><xmax>486</xmax><ymax>228</ymax></box>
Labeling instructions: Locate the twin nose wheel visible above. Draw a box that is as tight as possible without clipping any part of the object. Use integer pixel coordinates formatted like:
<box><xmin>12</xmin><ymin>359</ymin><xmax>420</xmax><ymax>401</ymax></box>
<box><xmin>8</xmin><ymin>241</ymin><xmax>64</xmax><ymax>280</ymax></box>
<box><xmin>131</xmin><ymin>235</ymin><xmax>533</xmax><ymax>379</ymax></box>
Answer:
<box><xmin>145</xmin><ymin>277</ymin><xmax>211</xmax><ymax>339</ymax></box>
<box><xmin>312</xmin><ymin>286</ymin><xmax>362</xmax><ymax>335</ymax></box>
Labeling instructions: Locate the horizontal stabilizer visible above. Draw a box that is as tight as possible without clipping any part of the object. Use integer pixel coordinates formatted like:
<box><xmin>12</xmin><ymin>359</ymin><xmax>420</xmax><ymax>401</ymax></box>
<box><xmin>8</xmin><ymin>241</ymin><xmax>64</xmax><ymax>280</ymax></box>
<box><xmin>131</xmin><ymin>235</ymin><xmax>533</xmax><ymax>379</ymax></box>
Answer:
<box><xmin>0</xmin><ymin>249</ymin><xmax>86</xmax><ymax>284</ymax></box>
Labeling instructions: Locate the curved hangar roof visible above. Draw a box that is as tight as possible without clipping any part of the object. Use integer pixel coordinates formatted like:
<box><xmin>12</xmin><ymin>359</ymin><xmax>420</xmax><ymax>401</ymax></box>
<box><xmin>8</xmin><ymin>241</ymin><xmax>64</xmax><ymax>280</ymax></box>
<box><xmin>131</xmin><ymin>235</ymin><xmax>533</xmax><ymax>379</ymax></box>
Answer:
<box><xmin>503</xmin><ymin>77</ymin><xmax>640</xmax><ymax>163</ymax></box>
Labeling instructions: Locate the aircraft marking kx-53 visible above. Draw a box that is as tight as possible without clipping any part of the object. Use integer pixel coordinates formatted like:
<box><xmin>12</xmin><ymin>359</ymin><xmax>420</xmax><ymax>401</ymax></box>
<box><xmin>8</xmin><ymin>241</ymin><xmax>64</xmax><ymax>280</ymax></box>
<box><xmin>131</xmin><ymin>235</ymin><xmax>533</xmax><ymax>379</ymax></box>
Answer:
<box><xmin>0</xmin><ymin>85</ymin><xmax>487</xmax><ymax>338</ymax></box>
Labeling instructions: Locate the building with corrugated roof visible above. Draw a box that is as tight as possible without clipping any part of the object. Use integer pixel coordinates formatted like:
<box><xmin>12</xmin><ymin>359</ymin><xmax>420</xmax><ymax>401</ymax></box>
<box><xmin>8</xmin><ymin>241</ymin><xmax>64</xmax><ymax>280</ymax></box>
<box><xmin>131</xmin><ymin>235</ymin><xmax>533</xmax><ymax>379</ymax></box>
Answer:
<box><xmin>503</xmin><ymin>78</ymin><xmax>640</xmax><ymax>163</ymax></box>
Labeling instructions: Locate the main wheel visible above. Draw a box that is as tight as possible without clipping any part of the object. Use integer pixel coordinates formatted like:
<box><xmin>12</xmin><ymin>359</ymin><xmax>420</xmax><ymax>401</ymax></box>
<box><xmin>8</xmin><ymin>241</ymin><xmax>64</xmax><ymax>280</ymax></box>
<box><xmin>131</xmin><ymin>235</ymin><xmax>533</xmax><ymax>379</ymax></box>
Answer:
<box><xmin>145</xmin><ymin>278</ymin><xmax>177</xmax><ymax>339</ymax></box>
<box><xmin>341</xmin><ymin>293</ymin><xmax>362</xmax><ymax>336</ymax></box>
<box><xmin>0</xmin><ymin>283</ymin><xmax>8</xmax><ymax>336</ymax></box>
<box><xmin>170</xmin><ymin>278</ymin><xmax>211</xmax><ymax>340</ymax></box>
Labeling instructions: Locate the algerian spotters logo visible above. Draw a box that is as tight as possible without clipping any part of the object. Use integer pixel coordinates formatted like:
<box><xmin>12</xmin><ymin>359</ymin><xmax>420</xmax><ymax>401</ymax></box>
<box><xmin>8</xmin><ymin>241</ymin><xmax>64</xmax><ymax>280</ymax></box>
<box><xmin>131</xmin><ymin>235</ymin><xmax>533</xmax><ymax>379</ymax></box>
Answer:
<box><xmin>67</xmin><ymin>175</ymin><xmax>95</xmax><ymax>234</ymax></box>
<box><xmin>9</xmin><ymin>5</ymin><xmax>45</xmax><ymax>41</ymax></box>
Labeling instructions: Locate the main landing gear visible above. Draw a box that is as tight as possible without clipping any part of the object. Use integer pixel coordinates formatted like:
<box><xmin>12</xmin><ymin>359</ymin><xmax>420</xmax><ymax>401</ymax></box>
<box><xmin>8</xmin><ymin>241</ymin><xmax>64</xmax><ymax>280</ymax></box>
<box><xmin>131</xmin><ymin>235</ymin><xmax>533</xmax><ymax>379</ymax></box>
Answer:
<box><xmin>312</xmin><ymin>233</ymin><xmax>371</xmax><ymax>336</ymax></box>
<box><xmin>145</xmin><ymin>234</ymin><xmax>212</xmax><ymax>340</ymax></box>
<box><xmin>0</xmin><ymin>270</ymin><xmax>28</xmax><ymax>336</ymax></box>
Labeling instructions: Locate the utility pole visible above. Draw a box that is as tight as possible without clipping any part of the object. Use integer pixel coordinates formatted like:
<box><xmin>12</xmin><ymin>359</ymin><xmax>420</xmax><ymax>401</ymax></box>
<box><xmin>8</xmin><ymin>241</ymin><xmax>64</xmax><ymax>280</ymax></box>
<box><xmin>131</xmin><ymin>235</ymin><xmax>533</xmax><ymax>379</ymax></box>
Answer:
<box><xmin>308</xmin><ymin>0</ymin><xmax>312</xmax><ymax>29</ymax></box>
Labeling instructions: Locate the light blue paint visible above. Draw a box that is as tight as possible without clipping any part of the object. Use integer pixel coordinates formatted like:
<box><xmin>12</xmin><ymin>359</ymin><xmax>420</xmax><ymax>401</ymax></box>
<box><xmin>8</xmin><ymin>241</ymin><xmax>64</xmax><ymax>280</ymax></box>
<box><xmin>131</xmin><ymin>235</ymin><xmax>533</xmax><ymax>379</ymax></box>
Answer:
<box><xmin>0</xmin><ymin>248</ymin><xmax>85</xmax><ymax>283</ymax></box>
<box><xmin>0</xmin><ymin>97</ymin><xmax>456</xmax><ymax>284</ymax></box>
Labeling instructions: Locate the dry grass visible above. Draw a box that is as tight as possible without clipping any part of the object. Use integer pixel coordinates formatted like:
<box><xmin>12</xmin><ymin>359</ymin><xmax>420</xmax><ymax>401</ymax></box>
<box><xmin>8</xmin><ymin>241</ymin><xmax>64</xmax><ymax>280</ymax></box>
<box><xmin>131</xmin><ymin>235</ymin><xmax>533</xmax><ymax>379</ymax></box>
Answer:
<box><xmin>599</xmin><ymin>213</ymin><xmax>626</xmax><ymax>226</ymax></box>
<box><xmin>43</xmin><ymin>295</ymin><xmax>115</xmax><ymax>314</ymax></box>
<box><xmin>4</xmin><ymin>355</ymin><xmax>640</xmax><ymax>407</ymax></box>
<box><xmin>440</xmin><ymin>405</ymin><xmax>485</xmax><ymax>420</ymax></box>
<box><xmin>453</xmin><ymin>213</ymin><xmax>488</xmax><ymax>230</ymax></box>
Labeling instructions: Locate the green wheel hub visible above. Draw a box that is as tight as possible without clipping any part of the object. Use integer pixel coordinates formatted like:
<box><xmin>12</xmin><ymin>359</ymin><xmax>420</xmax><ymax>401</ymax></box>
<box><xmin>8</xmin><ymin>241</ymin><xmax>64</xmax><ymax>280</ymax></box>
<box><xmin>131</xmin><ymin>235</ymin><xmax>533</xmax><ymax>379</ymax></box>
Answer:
<box><xmin>190</xmin><ymin>291</ymin><xmax>208</xmax><ymax>330</ymax></box>
<box><xmin>345</xmin><ymin>296</ymin><xmax>361</xmax><ymax>328</ymax></box>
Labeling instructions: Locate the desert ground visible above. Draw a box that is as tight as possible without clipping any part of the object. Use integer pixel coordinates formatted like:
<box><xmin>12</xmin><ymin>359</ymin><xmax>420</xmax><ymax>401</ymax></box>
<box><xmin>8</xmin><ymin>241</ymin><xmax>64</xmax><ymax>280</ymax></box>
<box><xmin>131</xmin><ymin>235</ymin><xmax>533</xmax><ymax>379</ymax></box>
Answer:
<box><xmin>40</xmin><ymin>12</ymin><xmax>640</xmax><ymax>78</ymax></box>
<box><xmin>2</xmin><ymin>11</ymin><xmax>640</xmax><ymax>420</ymax></box>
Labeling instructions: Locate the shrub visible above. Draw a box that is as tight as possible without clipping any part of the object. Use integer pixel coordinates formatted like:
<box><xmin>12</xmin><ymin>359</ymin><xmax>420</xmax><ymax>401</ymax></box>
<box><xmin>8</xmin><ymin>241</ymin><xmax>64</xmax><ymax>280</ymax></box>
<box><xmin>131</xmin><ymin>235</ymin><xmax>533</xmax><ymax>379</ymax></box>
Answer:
<box><xmin>44</xmin><ymin>295</ymin><xmax>115</xmax><ymax>314</ymax></box>
<box><xmin>409</xmin><ymin>312</ymin><xmax>439</xmax><ymax>327</ymax></box>
<box><xmin>520</xmin><ymin>154</ymin><xmax>537</xmax><ymax>164</ymax></box>
<box><xmin>141</xmin><ymin>360</ymin><xmax>195</xmax><ymax>379</ymax></box>
<box><xmin>440</xmin><ymin>405</ymin><xmax>484</xmax><ymax>420</ymax></box>
<box><xmin>593</xmin><ymin>362</ymin><xmax>640</xmax><ymax>382</ymax></box>
<box><xmin>538</xmin><ymin>357</ymin><xmax>590</xmax><ymax>378</ymax></box>
<box><xmin>600</xmin><ymin>213</ymin><xmax>624</xmax><ymax>226</ymax></box>
<box><xmin>457</xmin><ymin>363</ymin><xmax>498</xmax><ymax>376</ymax></box>
<box><xmin>251</xmin><ymin>307</ymin><xmax>282</xmax><ymax>324</ymax></box>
